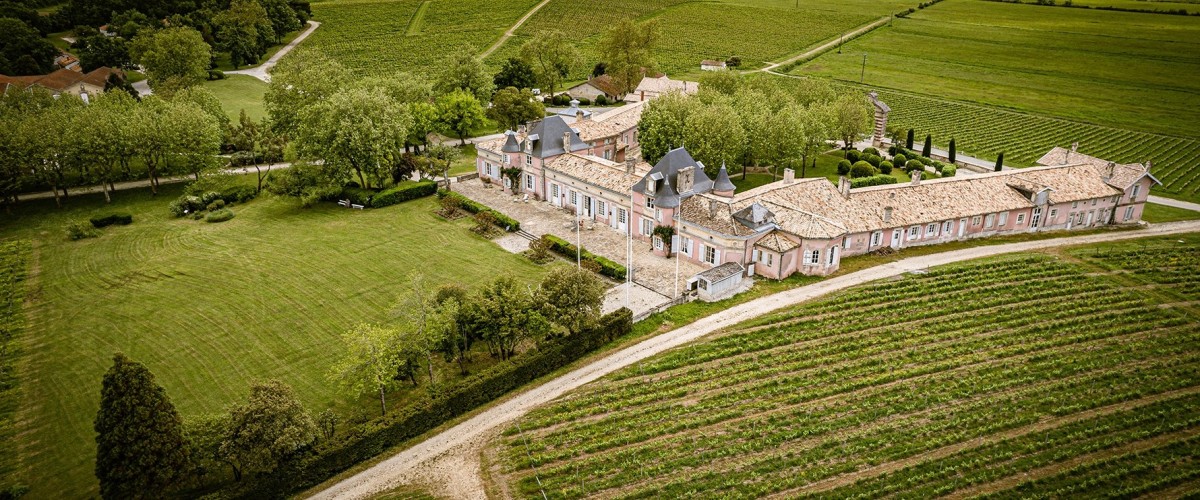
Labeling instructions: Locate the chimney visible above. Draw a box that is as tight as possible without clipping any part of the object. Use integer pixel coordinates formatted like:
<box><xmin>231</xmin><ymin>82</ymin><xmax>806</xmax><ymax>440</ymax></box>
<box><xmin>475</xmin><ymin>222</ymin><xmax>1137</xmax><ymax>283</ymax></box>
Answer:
<box><xmin>626</xmin><ymin>157</ymin><xmax>635</xmax><ymax>174</ymax></box>
<box><xmin>518</xmin><ymin>124</ymin><xmax>526</xmax><ymax>134</ymax></box>
<box><xmin>1106</xmin><ymin>161</ymin><xmax>1116</xmax><ymax>179</ymax></box>
<box><xmin>677</xmin><ymin>166</ymin><xmax>695</xmax><ymax>194</ymax></box>
<box><xmin>576</xmin><ymin>109</ymin><xmax>585</xmax><ymax>122</ymax></box>
<box><xmin>709</xmin><ymin>198</ymin><xmax>718</xmax><ymax>217</ymax></box>
<box><xmin>1071</xmin><ymin>141</ymin><xmax>1079</xmax><ymax>152</ymax></box>
<box><xmin>883</xmin><ymin>206</ymin><xmax>893</xmax><ymax>223</ymax></box>
<box><xmin>911</xmin><ymin>170</ymin><xmax>922</xmax><ymax>186</ymax></box>
<box><xmin>1145</xmin><ymin>160</ymin><xmax>1152</xmax><ymax>173</ymax></box>
<box><xmin>837</xmin><ymin>176</ymin><xmax>850</xmax><ymax>197</ymax></box>
<box><xmin>563</xmin><ymin>132</ymin><xmax>572</xmax><ymax>151</ymax></box>
<box><xmin>783</xmin><ymin>168</ymin><xmax>795</xmax><ymax>184</ymax></box>
<box><xmin>640</xmin><ymin>90</ymin><xmax>645</xmax><ymax>101</ymax></box>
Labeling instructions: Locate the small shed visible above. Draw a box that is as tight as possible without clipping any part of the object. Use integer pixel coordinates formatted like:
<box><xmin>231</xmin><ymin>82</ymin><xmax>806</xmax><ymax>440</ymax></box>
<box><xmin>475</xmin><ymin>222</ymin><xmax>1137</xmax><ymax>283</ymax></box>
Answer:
<box><xmin>700</xmin><ymin>60</ymin><xmax>727</xmax><ymax>71</ymax></box>
<box><xmin>689</xmin><ymin>262</ymin><xmax>744</xmax><ymax>300</ymax></box>
<box><xmin>566</xmin><ymin>75</ymin><xmax>622</xmax><ymax>102</ymax></box>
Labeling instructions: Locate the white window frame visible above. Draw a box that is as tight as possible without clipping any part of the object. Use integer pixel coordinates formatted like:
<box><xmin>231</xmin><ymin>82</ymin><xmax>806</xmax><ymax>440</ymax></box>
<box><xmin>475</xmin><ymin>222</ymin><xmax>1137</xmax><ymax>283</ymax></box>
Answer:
<box><xmin>998</xmin><ymin>212</ymin><xmax>1009</xmax><ymax>226</ymax></box>
<box><xmin>682</xmin><ymin>236</ymin><xmax>692</xmax><ymax>256</ymax></box>
<box><xmin>926</xmin><ymin>223</ymin><xmax>937</xmax><ymax>237</ymax></box>
<box><xmin>597</xmin><ymin>200</ymin><xmax>606</xmax><ymax>217</ymax></box>
<box><xmin>1049</xmin><ymin>208</ymin><xmax>1058</xmax><ymax>219</ymax></box>
<box><xmin>827</xmin><ymin>247</ymin><xmax>837</xmax><ymax>265</ymax></box>
<box><xmin>1131</xmin><ymin>185</ymin><xmax>1140</xmax><ymax>199</ymax></box>
<box><xmin>704</xmin><ymin>245</ymin><xmax>717</xmax><ymax>265</ymax></box>
<box><xmin>985</xmin><ymin>214</ymin><xmax>995</xmax><ymax>228</ymax></box>
<box><xmin>570</xmin><ymin>190</ymin><xmax>578</xmax><ymax>206</ymax></box>
<box><xmin>640</xmin><ymin>218</ymin><xmax>653</xmax><ymax>236</ymax></box>
<box><xmin>525</xmin><ymin>154</ymin><xmax>532</xmax><ymax>166</ymax></box>
<box><xmin>870</xmin><ymin>231</ymin><xmax>882</xmax><ymax>247</ymax></box>
<box><xmin>655</xmin><ymin>208</ymin><xmax>662</xmax><ymax>223</ymax></box>
<box><xmin>646</xmin><ymin>196</ymin><xmax>655</xmax><ymax>209</ymax></box>
<box><xmin>618</xmin><ymin>208</ymin><xmax>627</xmax><ymax>224</ymax></box>
<box><xmin>525</xmin><ymin>174</ymin><xmax>534</xmax><ymax>190</ymax></box>
<box><xmin>842</xmin><ymin>237</ymin><xmax>851</xmax><ymax>249</ymax></box>
<box><xmin>1016</xmin><ymin>213</ymin><xmax>1026</xmax><ymax>225</ymax></box>
<box><xmin>806</xmin><ymin>250</ymin><xmax>820</xmax><ymax>265</ymax></box>
<box><xmin>908</xmin><ymin>226</ymin><xmax>920</xmax><ymax>240</ymax></box>
<box><xmin>1124</xmin><ymin>206</ymin><xmax>1134</xmax><ymax>221</ymax></box>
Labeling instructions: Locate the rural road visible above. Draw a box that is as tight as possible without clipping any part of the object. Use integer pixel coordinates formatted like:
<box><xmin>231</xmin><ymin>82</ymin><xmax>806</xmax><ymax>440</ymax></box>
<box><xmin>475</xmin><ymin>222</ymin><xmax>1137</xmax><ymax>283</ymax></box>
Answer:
<box><xmin>226</xmin><ymin>20</ymin><xmax>322</xmax><ymax>82</ymax></box>
<box><xmin>480</xmin><ymin>0</ymin><xmax>553</xmax><ymax>58</ymax></box>
<box><xmin>760</xmin><ymin>16</ymin><xmax>891</xmax><ymax>74</ymax></box>
<box><xmin>310</xmin><ymin>219</ymin><xmax>1200</xmax><ymax>499</ymax></box>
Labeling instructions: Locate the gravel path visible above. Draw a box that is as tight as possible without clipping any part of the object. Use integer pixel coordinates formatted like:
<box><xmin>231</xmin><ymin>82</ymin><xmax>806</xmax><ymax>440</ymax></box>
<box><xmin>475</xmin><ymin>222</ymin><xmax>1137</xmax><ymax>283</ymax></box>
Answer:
<box><xmin>480</xmin><ymin>0</ymin><xmax>553</xmax><ymax>59</ymax></box>
<box><xmin>226</xmin><ymin>21</ymin><xmax>321</xmax><ymax>82</ymax></box>
<box><xmin>309</xmin><ymin>220</ymin><xmax>1200</xmax><ymax>499</ymax></box>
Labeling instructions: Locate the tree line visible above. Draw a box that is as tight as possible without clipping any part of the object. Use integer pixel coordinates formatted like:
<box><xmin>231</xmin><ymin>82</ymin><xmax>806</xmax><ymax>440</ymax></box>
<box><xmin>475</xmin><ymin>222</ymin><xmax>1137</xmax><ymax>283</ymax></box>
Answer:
<box><xmin>638</xmin><ymin>72</ymin><xmax>873</xmax><ymax>180</ymax></box>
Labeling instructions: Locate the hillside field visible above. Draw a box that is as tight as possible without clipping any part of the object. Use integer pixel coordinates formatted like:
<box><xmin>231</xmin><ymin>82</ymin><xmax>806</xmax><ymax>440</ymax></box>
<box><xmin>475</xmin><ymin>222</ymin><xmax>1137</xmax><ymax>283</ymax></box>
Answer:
<box><xmin>495</xmin><ymin>235</ymin><xmax>1200</xmax><ymax>497</ymax></box>
<box><xmin>0</xmin><ymin>183</ymin><xmax>548</xmax><ymax>496</ymax></box>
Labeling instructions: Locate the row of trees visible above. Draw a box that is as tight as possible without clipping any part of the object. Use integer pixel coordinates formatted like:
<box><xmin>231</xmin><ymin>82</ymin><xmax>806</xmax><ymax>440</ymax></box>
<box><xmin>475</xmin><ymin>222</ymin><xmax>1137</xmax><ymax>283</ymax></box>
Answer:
<box><xmin>95</xmin><ymin>353</ymin><xmax>321</xmax><ymax>498</ymax></box>
<box><xmin>0</xmin><ymin>86</ymin><xmax>224</xmax><ymax>211</ymax></box>
<box><xmin>638</xmin><ymin>72</ymin><xmax>872</xmax><ymax>179</ymax></box>
<box><xmin>331</xmin><ymin>268</ymin><xmax>605</xmax><ymax>416</ymax></box>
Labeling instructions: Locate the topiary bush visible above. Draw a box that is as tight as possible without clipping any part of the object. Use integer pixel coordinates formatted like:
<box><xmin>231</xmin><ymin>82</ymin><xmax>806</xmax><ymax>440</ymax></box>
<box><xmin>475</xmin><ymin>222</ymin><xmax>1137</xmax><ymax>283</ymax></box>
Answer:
<box><xmin>594</xmin><ymin>95</ymin><xmax>608</xmax><ymax>105</ymax></box>
<box><xmin>340</xmin><ymin>187</ymin><xmax>375</xmax><ymax>207</ymax></box>
<box><xmin>850</xmin><ymin>161</ymin><xmax>876</xmax><ymax>178</ymax></box>
<box><xmin>370</xmin><ymin>181</ymin><xmax>437</xmax><ymax>208</ymax></box>
<box><xmin>862</xmin><ymin>147</ymin><xmax>878</xmax><ymax>156</ymax></box>
<box><xmin>845</xmin><ymin>150</ymin><xmax>861</xmax><ymax>163</ymax></box>
<box><xmin>89</xmin><ymin>213</ymin><xmax>133</xmax><ymax>228</ymax></box>
<box><xmin>65</xmin><ymin>221</ymin><xmax>99</xmax><ymax>240</ymax></box>
<box><xmin>206</xmin><ymin>199</ymin><xmax>226</xmax><ymax>211</ymax></box>
<box><xmin>905</xmin><ymin>159</ymin><xmax>924</xmax><ymax>172</ymax></box>
<box><xmin>850</xmin><ymin>174</ymin><xmax>898</xmax><ymax>188</ymax></box>
<box><xmin>865</xmin><ymin>154</ymin><xmax>882</xmax><ymax>167</ymax></box>
<box><xmin>577</xmin><ymin>97</ymin><xmax>591</xmax><ymax>106</ymax></box>
<box><xmin>893</xmin><ymin>153</ymin><xmax>907</xmax><ymax>165</ymax></box>
<box><xmin>205</xmin><ymin>208</ymin><xmax>235</xmax><ymax>223</ymax></box>
<box><xmin>879</xmin><ymin>160</ymin><xmax>894</xmax><ymax>175</ymax></box>
<box><xmin>942</xmin><ymin>164</ymin><xmax>957</xmax><ymax>177</ymax></box>
<box><xmin>836</xmin><ymin>159</ymin><xmax>852</xmax><ymax>176</ymax></box>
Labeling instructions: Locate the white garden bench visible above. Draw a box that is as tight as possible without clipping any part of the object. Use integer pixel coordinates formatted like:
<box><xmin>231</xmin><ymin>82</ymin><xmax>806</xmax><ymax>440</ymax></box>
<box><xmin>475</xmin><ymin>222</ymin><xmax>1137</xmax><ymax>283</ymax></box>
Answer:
<box><xmin>337</xmin><ymin>199</ymin><xmax>350</xmax><ymax>207</ymax></box>
<box><xmin>351</xmin><ymin>204</ymin><xmax>365</xmax><ymax>210</ymax></box>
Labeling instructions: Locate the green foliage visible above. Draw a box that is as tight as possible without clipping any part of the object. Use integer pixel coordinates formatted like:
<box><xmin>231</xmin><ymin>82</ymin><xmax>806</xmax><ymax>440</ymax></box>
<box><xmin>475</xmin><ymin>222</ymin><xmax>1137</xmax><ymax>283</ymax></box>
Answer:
<box><xmin>435</xmin><ymin>90</ymin><xmax>487</xmax><ymax>145</ymax></box>
<box><xmin>836</xmin><ymin>159</ymin><xmax>852</xmax><ymax>176</ymax></box>
<box><xmin>922</xmin><ymin>134</ymin><xmax>933</xmax><ymax>157</ymax></box>
<box><xmin>205</xmin><ymin>208</ymin><xmax>236</xmax><ymax>223</ymax></box>
<box><xmin>683</xmin><ymin>102</ymin><xmax>746</xmax><ymax>177</ymax></box>
<box><xmin>220</xmin><ymin>380</ymin><xmax>317</xmax><ymax>479</ymax></box>
<box><xmin>598</xmin><ymin>18</ymin><xmax>660</xmax><ymax>95</ymax></box>
<box><xmin>879</xmin><ymin>160</ymin><xmax>894</xmax><ymax>174</ymax></box>
<box><xmin>849</xmin><ymin>161</ymin><xmax>876</xmax><ymax>178</ymax></box>
<box><xmin>0</xmin><ymin>17</ymin><xmax>56</xmax><ymax>75</ymax></box>
<box><xmin>905</xmin><ymin>159</ymin><xmax>924</xmax><ymax>172</ymax></box>
<box><xmin>942</xmin><ymin>164</ymin><xmax>957</xmax><ymax>177</ymax></box>
<box><xmin>434</xmin><ymin>47</ymin><xmax>494</xmax><ymax>103</ymax></box>
<box><xmin>169</xmin><ymin>195</ymin><xmax>205</xmax><ymax>217</ymax></box>
<box><xmin>493</xmin><ymin>57</ymin><xmax>536</xmax><ymax>91</ymax></box>
<box><xmin>265</xmin><ymin>50</ymin><xmax>351</xmax><ymax>136</ymax></box>
<box><xmin>233</xmin><ymin>308</ymin><xmax>632</xmax><ymax>498</ymax></box>
<box><xmin>519</xmin><ymin>29</ymin><xmax>580</xmax><ymax>95</ymax></box>
<box><xmin>129</xmin><ymin>27</ymin><xmax>212</xmax><ymax>96</ymax></box>
<box><xmin>850</xmin><ymin>174</ymin><xmax>899</xmax><ymax>188</ymax></box>
<box><xmin>539</xmin><ymin>267</ymin><xmax>606</xmax><ymax>336</ymax></box>
<box><xmin>436</xmin><ymin>190</ymin><xmax>520</xmax><ymax>231</ymax></box>
<box><xmin>65</xmin><ymin>221</ymin><xmax>100</xmax><ymax>240</ymax></box>
<box><xmin>89</xmin><ymin>213</ymin><xmax>133</xmax><ymax>228</ymax></box>
<box><xmin>893</xmin><ymin>153</ymin><xmax>907</xmax><ymax>165</ymax></box>
<box><xmin>845</xmin><ymin>150</ymin><xmax>861</xmax><ymax>163</ymax></box>
<box><xmin>206</xmin><ymin>199</ymin><xmax>227</xmax><ymax>212</ymax></box>
<box><xmin>995</xmin><ymin>151</ymin><xmax>1005</xmax><ymax>171</ymax></box>
<box><xmin>948</xmin><ymin>137</ymin><xmax>957</xmax><ymax>164</ymax></box>
<box><xmin>94</xmin><ymin>353</ymin><xmax>190</xmax><ymax>498</ymax></box>
<box><xmin>369</xmin><ymin>181</ymin><xmax>438</xmax><ymax>208</ymax></box>
<box><xmin>541</xmin><ymin>235</ymin><xmax>626</xmax><ymax>280</ymax></box>
<box><xmin>488</xmin><ymin>87</ymin><xmax>544</xmax><ymax>131</ymax></box>
<box><xmin>215</xmin><ymin>0</ymin><xmax>275</xmax><ymax>69</ymax></box>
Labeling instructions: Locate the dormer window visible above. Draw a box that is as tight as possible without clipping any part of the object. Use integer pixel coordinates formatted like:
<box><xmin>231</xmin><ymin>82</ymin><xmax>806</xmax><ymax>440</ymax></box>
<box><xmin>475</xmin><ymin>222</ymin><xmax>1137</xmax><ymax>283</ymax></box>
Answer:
<box><xmin>524</xmin><ymin>141</ymin><xmax>532</xmax><ymax>154</ymax></box>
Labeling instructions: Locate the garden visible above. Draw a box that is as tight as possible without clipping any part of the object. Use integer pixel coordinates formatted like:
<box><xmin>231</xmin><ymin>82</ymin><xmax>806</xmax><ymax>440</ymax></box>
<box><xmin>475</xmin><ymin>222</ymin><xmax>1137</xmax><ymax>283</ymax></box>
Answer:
<box><xmin>493</xmin><ymin>235</ymin><xmax>1200</xmax><ymax>497</ymax></box>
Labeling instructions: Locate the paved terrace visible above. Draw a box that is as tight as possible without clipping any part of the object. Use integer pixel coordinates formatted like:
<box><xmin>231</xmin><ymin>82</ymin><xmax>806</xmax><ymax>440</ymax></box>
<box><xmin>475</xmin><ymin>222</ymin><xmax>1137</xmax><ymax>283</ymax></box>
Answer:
<box><xmin>453</xmin><ymin>180</ymin><xmax>705</xmax><ymax>303</ymax></box>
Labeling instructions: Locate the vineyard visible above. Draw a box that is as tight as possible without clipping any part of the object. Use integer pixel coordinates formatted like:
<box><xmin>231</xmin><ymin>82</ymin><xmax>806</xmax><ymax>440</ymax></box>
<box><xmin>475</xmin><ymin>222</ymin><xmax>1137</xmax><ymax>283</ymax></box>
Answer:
<box><xmin>302</xmin><ymin>0</ymin><xmax>540</xmax><ymax>76</ymax></box>
<box><xmin>495</xmin><ymin>235</ymin><xmax>1200</xmax><ymax>498</ymax></box>
<box><xmin>872</xmin><ymin>89</ymin><xmax>1200</xmax><ymax>203</ymax></box>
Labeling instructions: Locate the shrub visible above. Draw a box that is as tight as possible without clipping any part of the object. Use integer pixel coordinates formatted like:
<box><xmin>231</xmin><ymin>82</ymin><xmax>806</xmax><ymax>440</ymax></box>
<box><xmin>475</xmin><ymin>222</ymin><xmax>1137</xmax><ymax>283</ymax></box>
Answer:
<box><xmin>906</xmin><ymin>159</ymin><xmax>924</xmax><ymax>172</ymax></box>
<box><xmin>942</xmin><ymin>164</ymin><xmax>957</xmax><ymax>177</ymax></box>
<box><xmin>340</xmin><ymin>187</ymin><xmax>375</xmax><ymax>207</ymax></box>
<box><xmin>439</xmin><ymin>194</ymin><xmax>462</xmax><ymax>217</ymax></box>
<box><xmin>436</xmin><ymin>190</ymin><xmax>520</xmax><ymax>231</ymax></box>
<box><xmin>525</xmin><ymin>237</ymin><xmax>553</xmax><ymax>264</ymax></box>
<box><xmin>552</xmin><ymin>94</ymin><xmax>570</xmax><ymax>106</ymax></box>
<box><xmin>865</xmin><ymin>154</ymin><xmax>882</xmax><ymax>167</ymax></box>
<box><xmin>850</xmin><ymin>175</ymin><xmax>898</xmax><ymax>188</ymax></box>
<box><xmin>207</xmin><ymin>69</ymin><xmax>225</xmax><ymax>80</ymax></box>
<box><xmin>726</xmin><ymin>56</ymin><xmax>742</xmax><ymax>67</ymax></box>
<box><xmin>862</xmin><ymin>147</ymin><xmax>878</xmax><ymax>156</ymax></box>
<box><xmin>542</xmin><ymin>235</ymin><xmax>626</xmax><ymax>280</ymax></box>
<box><xmin>206</xmin><ymin>199</ymin><xmax>226</xmax><ymax>211</ymax></box>
<box><xmin>879</xmin><ymin>160</ymin><xmax>893</xmax><ymax>174</ymax></box>
<box><xmin>844</xmin><ymin>150</ymin><xmax>861</xmax><ymax>163</ymax></box>
<box><xmin>850</xmin><ymin>161</ymin><xmax>876</xmax><ymax>178</ymax></box>
<box><xmin>887</xmin><ymin>145</ymin><xmax>898</xmax><ymax>156</ymax></box>
<box><xmin>65</xmin><ymin>221</ymin><xmax>99</xmax><ymax>240</ymax></box>
<box><xmin>933</xmin><ymin>161</ymin><xmax>946</xmax><ymax>173</ymax></box>
<box><xmin>836</xmin><ymin>159</ymin><xmax>852</xmax><ymax>176</ymax></box>
<box><xmin>893</xmin><ymin>153</ymin><xmax>906</xmax><ymax>165</ymax></box>
<box><xmin>922</xmin><ymin>134</ymin><xmax>932</xmax><ymax>157</ymax></box>
<box><xmin>205</xmin><ymin>208</ymin><xmax>235</xmax><ymax>223</ymax></box>
<box><xmin>595</xmin><ymin>95</ymin><xmax>608</xmax><ymax>105</ymax></box>
<box><xmin>192</xmin><ymin>211</ymin><xmax>205</xmax><ymax>220</ymax></box>
<box><xmin>169</xmin><ymin>195</ymin><xmax>205</xmax><ymax>217</ymax></box>
<box><xmin>577</xmin><ymin>97</ymin><xmax>591</xmax><ymax>106</ymax></box>
<box><xmin>370</xmin><ymin>181</ymin><xmax>437</xmax><ymax>208</ymax></box>
<box><xmin>199</xmin><ymin>191</ymin><xmax>222</xmax><ymax>205</ymax></box>
<box><xmin>221</xmin><ymin>185</ymin><xmax>257</xmax><ymax>204</ymax></box>
<box><xmin>472</xmin><ymin>211</ymin><xmax>497</xmax><ymax>234</ymax></box>
<box><xmin>89</xmin><ymin>213</ymin><xmax>133</xmax><ymax>228</ymax></box>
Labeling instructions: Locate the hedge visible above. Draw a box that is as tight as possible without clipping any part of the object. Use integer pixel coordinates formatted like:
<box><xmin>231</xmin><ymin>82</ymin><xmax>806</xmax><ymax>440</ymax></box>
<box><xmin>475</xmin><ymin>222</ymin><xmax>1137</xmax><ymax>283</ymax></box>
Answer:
<box><xmin>340</xmin><ymin>187</ymin><xmax>376</xmax><ymax>207</ymax></box>
<box><xmin>542</xmin><ymin>235</ymin><xmax>627</xmax><ymax>280</ymax></box>
<box><xmin>851</xmin><ymin>175</ymin><xmax>899</xmax><ymax>188</ymax></box>
<box><xmin>371</xmin><ymin>181</ymin><xmax>437</xmax><ymax>208</ymax></box>
<box><xmin>436</xmin><ymin>190</ymin><xmax>520</xmax><ymax>231</ymax></box>
<box><xmin>230</xmin><ymin>308</ymin><xmax>633</xmax><ymax>499</ymax></box>
<box><xmin>89</xmin><ymin>213</ymin><xmax>133</xmax><ymax>228</ymax></box>
<box><xmin>205</xmin><ymin>209</ymin><xmax>235</xmax><ymax>223</ymax></box>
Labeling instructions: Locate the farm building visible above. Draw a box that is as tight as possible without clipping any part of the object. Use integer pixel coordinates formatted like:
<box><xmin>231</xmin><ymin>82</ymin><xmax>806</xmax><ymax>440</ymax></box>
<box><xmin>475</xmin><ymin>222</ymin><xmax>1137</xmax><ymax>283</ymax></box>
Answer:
<box><xmin>566</xmin><ymin>75</ymin><xmax>623</xmax><ymax>102</ymax></box>
<box><xmin>700</xmin><ymin>59</ymin><xmax>727</xmax><ymax>71</ymax></box>
<box><xmin>624</xmin><ymin>75</ymin><xmax>699</xmax><ymax>103</ymax></box>
<box><xmin>0</xmin><ymin>66</ymin><xmax>122</xmax><ymax>99</ymax></box>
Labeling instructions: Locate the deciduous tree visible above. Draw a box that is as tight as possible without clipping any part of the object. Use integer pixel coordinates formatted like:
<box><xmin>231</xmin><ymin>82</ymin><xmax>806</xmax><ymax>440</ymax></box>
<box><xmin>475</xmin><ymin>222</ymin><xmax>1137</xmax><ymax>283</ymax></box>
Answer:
<box><xmin>434</xmin><ymin>90</ymin><xmax>486</xmax><ymax>146</ymax></box>
<box><xmin>330</xmin><ymin>323</ymin><xmax>403</xmax><ymax>417</ymax></box>
<box><xmin>433</xmin><ymin>47</ymin><xmax>493</xmax><ymax>103</ymax></box>
<box><xmin>683</xmin><ymin>102</ymin><xmax>745</xmax><ymax>177</ymax></box>
<box><xmin>538</xmin><ymin>267</ymin><xmax>605</xmax><ymax>337</ymax></box>
<box><xmin>488</xmin><ymin>86</ymin><xmax>544</xmax><ymax>131</ymax></box>
<box><xmin>129</xmin><ymin>27</ymin><xmax>212</xmax><ymax>96</ymax></box>
<box><xmin>0</xmin><ymin>18</ymin><xmax>56</xmax><ymax>75</ymax></box>
<box><xmin>219</xmin><ymin>380</ymin><xmax>317</xmax><ymax>479</ymax></box>
<box><xmin>493</xmin><ymin>57</ymin><xmax>535</xmax><ymax>91</ymax></box>
<box><xmin>94</xmin><ymin>353</ymin><xmax>190</xmax><ymax>498</ymax></box>
<box><xmin>295</xmin><ymin>85</ymin><xmax>412</xmax><ymax>188</ymax></box>
<box><xmin>598</xmin><ymin>18</ymin><xmax>660</xmax><ymax>95</ymax></box>
<box><xmin>519</xmin><ymin>29</ymin><xmax>580</xmax><ymax>96</ymax></box>
<box><xmin>637</xmin><ymin>91</ymin><xmax>694</xmax><ymax>164</ymax></box>
<box><xmin>469</xmin><ymin>275</ymin><xmax>549</xmax><ymax>360</ymax></box>
<box><xmin>264</xmin><ymin>50</ymin><xmax>350</xmax><ymax>136</ymax></box>
<box><xmin>830</xmin><ymin>92</ymin><xmax>871</xmax><ymax>151</ymax></box>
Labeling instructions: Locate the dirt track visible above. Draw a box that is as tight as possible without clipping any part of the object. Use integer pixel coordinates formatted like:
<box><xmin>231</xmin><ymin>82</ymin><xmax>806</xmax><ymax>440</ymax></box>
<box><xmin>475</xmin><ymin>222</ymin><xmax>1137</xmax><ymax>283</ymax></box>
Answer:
<box><xmin>309</xmin><ymin>221</ymin><xmax>1200</xmax><ymax>499</ymax></box>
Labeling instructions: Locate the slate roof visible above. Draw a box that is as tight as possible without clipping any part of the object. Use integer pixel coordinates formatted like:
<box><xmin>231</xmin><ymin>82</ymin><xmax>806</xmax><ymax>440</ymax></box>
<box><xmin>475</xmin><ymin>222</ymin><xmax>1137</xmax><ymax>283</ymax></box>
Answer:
<box><xmin>522</xmin><ymin>115</ymin><xmax>590</xmax><ymax>158</ymax></box>
<box><xmin>501</xmin><ymin>130</ymin><xmax>521</xmax><ymax>153</ymax></box>
<box><xmin>632</xmin><ymin>147</ymin><xmax>713</xmax><ymax>202</ymax></box>
<box><xmin>713</xmin><ymin>163</ymin><xmax>735</xmax><ymax>192</ymax></box>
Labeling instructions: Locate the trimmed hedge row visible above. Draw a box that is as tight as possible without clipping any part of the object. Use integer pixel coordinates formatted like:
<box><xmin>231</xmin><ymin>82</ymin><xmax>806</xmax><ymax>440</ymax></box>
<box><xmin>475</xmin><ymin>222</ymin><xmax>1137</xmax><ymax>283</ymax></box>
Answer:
<box><xmin>89</xmin><ymin>213</ymin><xmax>133</xmax><ymax>228</ymax></box>
<box><xmin>371</xmin><ymin>181</ymin><xmax>437</xmax><ymax>208</ymax></box>
<box><xmin>436</xmin><ymin>190</ymin><xmax>520</xmax><ymax>231</ymax></box>
<box><xmin>232</xmin><ymin>308</ymin><xmax>633</xmax><ymax>499</ymax></box>
<box><xmin>542</xmin><ymin>235</ymin><xmax>627</xmax><ymax>280</ymax></box>
<box><xmin>851</xmin><ymin>175</ymin><xmax>899</xmax><ymax>188</ymax></box>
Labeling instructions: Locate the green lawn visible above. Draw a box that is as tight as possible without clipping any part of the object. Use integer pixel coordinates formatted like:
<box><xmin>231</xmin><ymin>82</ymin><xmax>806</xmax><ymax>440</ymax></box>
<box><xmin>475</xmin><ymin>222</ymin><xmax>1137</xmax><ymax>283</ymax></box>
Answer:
<box><xmin>1142</xmin><ymin>202</ymin><xmax>1200</xmax><ymax>223</ymax></box>
<box><xmin>202</xmin><ymin>74</ymin><xmax>269</xmax><ymax>121</ymax></box>
<box><xmin>793</xmin><ymin>0</ymin><xmax>1200</xmax><ymax>137</ymax></box>
<box><xmin>448</xmin><ymin>144</ymin><xmax>479</xmax><ymax>176</ymax></box>
<box><xmin>1</xmin><ymin>181</ymin><xmax>548</xmax><ymax>497</ymax></box>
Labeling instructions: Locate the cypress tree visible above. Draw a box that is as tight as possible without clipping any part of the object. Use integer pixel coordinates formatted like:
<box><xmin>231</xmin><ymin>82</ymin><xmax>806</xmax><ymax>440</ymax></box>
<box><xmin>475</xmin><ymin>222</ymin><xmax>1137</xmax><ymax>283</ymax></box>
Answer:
<box><xmin>922</xmin><ymin>134</ymin><xmax>932</xmax><ymax>158</ymax></box>
<box><xmin>94</xmin><ymin>353</ymin><xmax>190</xmax><ymax>499</ymax></box>
<box><xmin>995</xmin><ymin>152</ymin><xmax>1005</xmax><ymax>172</ymax></box>
<box><xmin>948</xmin><ymin>138</ymin><xmax>957</xmax><ymax>164</ymax></box>
<box><xmin>905</xmin><ymin>129</ymin><xmax>914</xmax><ymax>150</ymax></box>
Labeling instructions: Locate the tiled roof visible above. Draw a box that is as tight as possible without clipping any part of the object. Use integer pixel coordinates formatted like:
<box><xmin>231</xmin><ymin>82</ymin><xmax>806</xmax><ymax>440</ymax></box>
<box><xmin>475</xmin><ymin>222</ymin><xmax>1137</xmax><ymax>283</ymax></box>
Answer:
<box><xmin>701</xmin><ymin>60</ymin><xmax>726</xmax><ymax>67</ymax></box>
<box><xmin>577</xmin><ymin>101</ymin><xmax>644</xmax><ymax>142</ymax></box>
<box><xmin>544</xmin><ymin>153</ymin><xmax>648</xmax><ymax>194</ymax></box>
<box><xmin>755</xmin><ymin>231</ymin><xmax>799</xmax><ymax>252</ymax></box>
<box><xmin>633</xmin><ymin>75</ymin><xmax>699</xmax><ymax>96</ymax></box>
<box><xmin>697</xmin><ymin>262</ymin><xmax>742</xmax><ymax>282</ymax></box>
<box><xmin>587</xmin><ymin>74</ymin><xmax>621</xmax><ymax>96</ymax></box>
<box><xmin>1035</xmin><ymin>146</ymin><xmax>1159</xmax><ymax>190</ymax></box>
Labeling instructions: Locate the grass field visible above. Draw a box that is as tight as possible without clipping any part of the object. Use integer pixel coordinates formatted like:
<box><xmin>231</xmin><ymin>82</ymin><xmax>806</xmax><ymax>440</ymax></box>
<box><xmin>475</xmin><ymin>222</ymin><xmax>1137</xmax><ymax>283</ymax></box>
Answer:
<box><xmin>202</xmin><ymin>74</ymin><xmax>269</xmax><ymax>121</ymax></box>
<box><xmin>793</xmin><ymin>0</ymin><xmax>1200</xmax><ymax>137</ymax></box>
<box><xmin>996</xmin><ymin>0</ymin><xmax>1199</xmax><ymax>13</ymax></box>
<box><xmin>0</xmin><ymin>182</ymin><xmax>548</xmax><ymax>496</ymax></box>
<box><xmin>0</xmin><ymin>241</ymin><xmax>29</xmax><ymax>493</ymax></box>
<box><xmin>495</xmin><ymin>235</ymin><xmax>1200</xmax><ymax>497</ymax></box>
<box><xmin>1143</xmin><ymin>202</ymin><xmax>1200</xmax><ymax>223</ymax></box>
